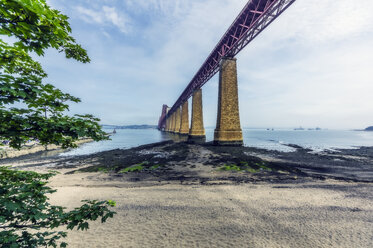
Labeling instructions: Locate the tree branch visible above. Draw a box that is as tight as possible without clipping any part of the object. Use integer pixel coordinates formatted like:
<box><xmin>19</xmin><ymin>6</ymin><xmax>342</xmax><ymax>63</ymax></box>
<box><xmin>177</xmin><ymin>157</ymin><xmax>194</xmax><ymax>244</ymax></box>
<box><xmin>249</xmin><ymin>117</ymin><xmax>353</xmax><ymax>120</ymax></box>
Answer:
<box><xmin>0</xmin><ymin>16</ymin><xmax>22</xmax><ymax>24</ymax></box>
<box><xmin>0</xmin><ymin>224</ymin><xmax>39</xmax><ymax>229</ymax></box>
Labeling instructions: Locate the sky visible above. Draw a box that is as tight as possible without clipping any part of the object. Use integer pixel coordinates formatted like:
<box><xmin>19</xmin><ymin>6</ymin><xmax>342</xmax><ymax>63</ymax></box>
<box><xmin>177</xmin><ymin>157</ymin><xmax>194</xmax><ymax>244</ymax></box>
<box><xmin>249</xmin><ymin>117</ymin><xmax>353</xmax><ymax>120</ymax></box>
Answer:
<box><xmin>40</xmin><ymin>0</ymin><xmax>373</xmax><ymax>129</ymax></box>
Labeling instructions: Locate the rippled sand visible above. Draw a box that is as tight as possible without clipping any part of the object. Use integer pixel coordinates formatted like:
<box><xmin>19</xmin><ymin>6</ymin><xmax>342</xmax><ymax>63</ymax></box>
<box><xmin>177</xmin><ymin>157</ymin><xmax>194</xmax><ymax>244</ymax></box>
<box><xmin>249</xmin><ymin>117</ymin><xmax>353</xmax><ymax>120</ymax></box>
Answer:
<box><xmin>46</xmin><ymin>170</ymin><xmax>373</xmax><ymax>248</ymax></box>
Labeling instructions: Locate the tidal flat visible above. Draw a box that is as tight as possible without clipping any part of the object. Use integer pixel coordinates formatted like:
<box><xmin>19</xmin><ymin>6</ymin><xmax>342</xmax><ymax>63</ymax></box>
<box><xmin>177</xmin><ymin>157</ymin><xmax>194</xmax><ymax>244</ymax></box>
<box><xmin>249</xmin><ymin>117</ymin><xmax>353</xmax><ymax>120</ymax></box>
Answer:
<box><xmin>1</xmin><ymin>141</ymin><xmax>372</xmax><ymax>247</ymax></box>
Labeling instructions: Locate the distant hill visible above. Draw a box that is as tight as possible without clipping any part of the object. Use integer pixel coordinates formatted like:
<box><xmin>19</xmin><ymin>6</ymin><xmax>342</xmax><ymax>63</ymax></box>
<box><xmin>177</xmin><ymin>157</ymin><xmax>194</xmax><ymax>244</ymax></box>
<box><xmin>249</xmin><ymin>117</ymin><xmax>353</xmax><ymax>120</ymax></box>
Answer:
<box><xmin>365</xmin><ymin>126</ymin><xmax>373</xmax><ymax>131</ymax></box>
<box><xmin>102</xmin><ymin>124</ymin><xmax>157</xmax><ymax>130</ymax></box>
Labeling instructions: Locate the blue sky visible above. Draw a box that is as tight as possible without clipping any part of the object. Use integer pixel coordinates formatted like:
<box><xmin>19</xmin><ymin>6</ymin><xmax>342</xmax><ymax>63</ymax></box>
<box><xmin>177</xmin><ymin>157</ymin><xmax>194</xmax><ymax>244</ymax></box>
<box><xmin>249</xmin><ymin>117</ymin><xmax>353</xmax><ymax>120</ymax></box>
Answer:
<box><xmin>42</xmin><ymin>0</ymin><xmax>373</xmax><ymax>129</ymax></box>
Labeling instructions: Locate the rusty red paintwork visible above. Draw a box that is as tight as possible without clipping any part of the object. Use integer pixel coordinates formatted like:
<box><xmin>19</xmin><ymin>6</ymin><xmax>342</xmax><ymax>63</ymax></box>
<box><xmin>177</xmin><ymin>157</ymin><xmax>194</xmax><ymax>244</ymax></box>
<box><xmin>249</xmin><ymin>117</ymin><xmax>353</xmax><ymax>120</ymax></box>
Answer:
<box><xmin>158</xmin><ymin>0</ymin><xmax>296</xmax><ymax>129</ymax></box>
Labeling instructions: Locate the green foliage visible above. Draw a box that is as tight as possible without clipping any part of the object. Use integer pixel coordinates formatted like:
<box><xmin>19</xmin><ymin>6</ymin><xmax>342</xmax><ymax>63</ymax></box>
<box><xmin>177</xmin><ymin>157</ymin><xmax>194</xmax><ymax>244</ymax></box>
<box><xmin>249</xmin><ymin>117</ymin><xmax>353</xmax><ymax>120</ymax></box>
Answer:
<box><xmin>0</xmin><ymin>2</ymin><xmax>116</xmax><ymax>247</ymax></box>
<box><xmin>97</xmin><ymin>167</ymin><xmax>109</xmax><ymax>173</ymax></box>
<box><xmin>119</xmin><ymin>165</ymin><xmax>144</xmax><ymax>173</ymax></box>
<box><xmin>150</xmin><ymin>164</ymin><xmax>161</xmax><ymax>170</ymax></box>
<box><xmin>219</xmin><ymin>161</ymin><xmax>273</xmax><ymax>173</ymax></box>
<box><xmin>73</xmin><ymin>162</ymin><xmax>164</xmax><ymax>174</ymax></box>
<box><xmin>0</xmin><ymin>0</ymin><xmax>108</xmax><ymax>149</ymax></box>
<box><xmin>0</xmin><ymin>166</ymin><xmax>116</xmax><ymax>247</ymax></box>
<box><xmin>117</xmin><ymin>161</ymin><xmax>164</xmax><ymax>173</ymax></box>
<box><xmin>137</xmin><ymin>161</ymin><xmax>150</xmax><ymax>166</ymax></box>
<box><xmin>257</xmin><ymin>163</ymin><xmax>272</xmax><ymax>172</ymax></box>
<box><xmin>219</xmin><ymin>164</ymin><xmax>242</xmax><ymax>171</ymax></box>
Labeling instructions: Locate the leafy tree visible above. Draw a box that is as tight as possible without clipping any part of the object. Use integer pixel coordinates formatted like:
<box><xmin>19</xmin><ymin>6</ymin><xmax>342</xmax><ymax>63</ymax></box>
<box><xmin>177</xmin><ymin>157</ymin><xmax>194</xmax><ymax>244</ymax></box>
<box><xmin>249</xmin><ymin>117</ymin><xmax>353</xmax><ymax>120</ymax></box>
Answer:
<box><xmin>0</xmin><ymin>0</ymin><xmax>108</xmax><ymax>149</ymax></box>
<box><xmin>0</xmin><ymin>1</ymin><xmax>116</xmax><ymax>247</ymax></box>
<box><xmin>0</xmin><ymin>167</ymin><xmax>116</xmax><ymax>247</ymax></box>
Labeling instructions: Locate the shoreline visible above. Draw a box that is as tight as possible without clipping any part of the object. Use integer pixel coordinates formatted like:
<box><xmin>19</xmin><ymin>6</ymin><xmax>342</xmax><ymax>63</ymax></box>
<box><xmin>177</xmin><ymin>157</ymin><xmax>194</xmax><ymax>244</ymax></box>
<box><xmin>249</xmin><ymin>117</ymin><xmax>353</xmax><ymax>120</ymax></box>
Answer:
<box><xmin>1</xmin><ymin>141</ymin><xmax>372</xmax><ymax>247</ymax></box>
<box><xmin>0</xmin><ymin>138</ymin><xmax>93</xmax><ymax>159</ymax></box>
<box><xmin>2</xmin><ymin>140</ymin><xmax>373</xmax><ymax>183</ymax></box>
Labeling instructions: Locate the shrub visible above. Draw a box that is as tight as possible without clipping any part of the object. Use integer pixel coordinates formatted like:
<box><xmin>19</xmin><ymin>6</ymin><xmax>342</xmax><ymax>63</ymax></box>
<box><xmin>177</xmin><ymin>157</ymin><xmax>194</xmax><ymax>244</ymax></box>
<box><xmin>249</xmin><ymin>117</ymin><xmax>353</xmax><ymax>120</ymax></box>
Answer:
<box><xmin>0</xmin><ymin>167</ymin><xmax>116</xmax><ymax>247</ymax></box>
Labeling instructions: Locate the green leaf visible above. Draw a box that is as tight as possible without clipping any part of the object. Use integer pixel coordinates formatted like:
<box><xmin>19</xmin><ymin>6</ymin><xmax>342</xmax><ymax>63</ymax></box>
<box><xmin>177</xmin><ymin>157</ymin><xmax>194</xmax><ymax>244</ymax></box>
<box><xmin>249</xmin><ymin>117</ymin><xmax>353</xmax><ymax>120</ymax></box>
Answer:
<box><xmin>0</xmin><ymin>167</ymin><xmax>116</xmax><ymax>247</ymax></box>
<box><xmin>0</xmin><ymin>1</ymin><xmax>116</xmax><ymax>244</ymax></box>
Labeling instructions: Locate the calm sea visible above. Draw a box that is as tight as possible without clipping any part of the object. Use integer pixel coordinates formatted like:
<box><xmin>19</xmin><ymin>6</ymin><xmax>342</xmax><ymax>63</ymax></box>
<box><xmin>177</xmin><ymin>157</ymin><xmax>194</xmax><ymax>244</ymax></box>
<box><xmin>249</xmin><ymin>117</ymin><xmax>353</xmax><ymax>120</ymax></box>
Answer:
<box><xmin>60</xmin><ymin>128</ymin><xmax>373</xmax><ymax>156</ymax></box>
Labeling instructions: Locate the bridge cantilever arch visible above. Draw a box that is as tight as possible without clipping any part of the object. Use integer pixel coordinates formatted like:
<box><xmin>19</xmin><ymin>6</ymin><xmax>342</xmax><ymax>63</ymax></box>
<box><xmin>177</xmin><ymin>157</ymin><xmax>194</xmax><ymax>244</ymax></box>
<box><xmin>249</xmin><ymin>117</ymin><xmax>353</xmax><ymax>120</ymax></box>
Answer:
<box><xmin>158</xmin><ymin>0</ymin><xmax>296</xmax><ymax>145</ymax></box>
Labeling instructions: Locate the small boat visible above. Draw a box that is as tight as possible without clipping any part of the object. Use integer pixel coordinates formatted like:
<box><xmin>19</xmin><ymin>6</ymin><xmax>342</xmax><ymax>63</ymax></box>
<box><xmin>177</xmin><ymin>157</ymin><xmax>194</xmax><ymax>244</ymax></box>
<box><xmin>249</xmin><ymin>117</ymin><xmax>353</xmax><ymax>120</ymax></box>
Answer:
<box><xmin>113</xmin><ymin>129</ymin><xmax>117</xmax><ymax>134</ymax></box>
<box><xmin>294</xmin><ymin>126</ymin><xmax>305</xmax><ymax>131</ymax></box>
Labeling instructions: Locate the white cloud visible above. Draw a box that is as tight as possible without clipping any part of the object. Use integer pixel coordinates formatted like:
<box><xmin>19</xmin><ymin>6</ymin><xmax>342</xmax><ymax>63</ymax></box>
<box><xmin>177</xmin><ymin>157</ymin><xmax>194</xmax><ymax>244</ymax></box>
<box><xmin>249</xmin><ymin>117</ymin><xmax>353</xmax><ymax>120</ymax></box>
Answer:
<box><xmin>43</xmin><ymin>0</ymin><xmax>373</xmax><ymax>128</ymax></box>
<box><xmin>75</xmin><ymin>5</ymin><xmax>130</xmax><ymax>33</ymax></box>
<box><xmin>124</xmin><ymin>0</ymin><xmax>188</xmax><ymax>17</ymax></box>
<box><xmin>102</xmin><ymin>6</ymin><xmax>129</xmax><ymax>33</ymax></box>
<box><xmin>76</xmin><ymin>6</ymin><xmax>103</xmax><ymax>23</ymax></box>
<box><xmin>261</xmin><ymin>0</ymin><xmax>373</xmax><ymax>46</ymax></box>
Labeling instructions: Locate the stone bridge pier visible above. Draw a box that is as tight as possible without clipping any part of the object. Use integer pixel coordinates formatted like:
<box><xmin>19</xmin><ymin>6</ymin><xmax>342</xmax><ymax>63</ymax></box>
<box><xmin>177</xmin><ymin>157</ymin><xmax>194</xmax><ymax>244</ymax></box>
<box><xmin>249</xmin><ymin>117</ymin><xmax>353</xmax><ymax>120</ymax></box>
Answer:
<box><xmin>163</xmin><ymin>57</ymin><xmax>243</xmax><ymax>146</ymax></box>
<box><xmin>188</xmin><ymin>89</ymin><xmax>205</xmax><ymax>143</ymax></box>
<box><xmin>179</xmin><ymin>101</ymin><xmax>189</xmax><ymax>135</ymax></box>
<box><xmin>214</xmin><ymin>57</ymin><xmax>243</xmax><ymax>146</ymax></box>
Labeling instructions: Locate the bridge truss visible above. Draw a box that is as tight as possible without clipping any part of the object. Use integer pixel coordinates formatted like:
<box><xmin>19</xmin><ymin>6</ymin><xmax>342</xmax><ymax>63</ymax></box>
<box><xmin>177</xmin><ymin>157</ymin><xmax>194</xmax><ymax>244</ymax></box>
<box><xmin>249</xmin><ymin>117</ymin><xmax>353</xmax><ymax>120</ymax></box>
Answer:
<box><xmin>159</xmin><ymin>0</ymin><xmax>296</xmax><ymax>129</ymax></box>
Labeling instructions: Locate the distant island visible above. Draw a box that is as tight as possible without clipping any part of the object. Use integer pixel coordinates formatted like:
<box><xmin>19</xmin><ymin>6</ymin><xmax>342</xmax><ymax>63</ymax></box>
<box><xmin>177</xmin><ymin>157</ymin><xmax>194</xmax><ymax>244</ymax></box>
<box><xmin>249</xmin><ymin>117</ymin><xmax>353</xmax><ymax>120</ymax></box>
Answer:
<box><xmin>102</xmin><ymin>124</ymin><xmax>157</xmax><ymax>130</ymax></box>
<box><xmin>365</xmin><ymin>126</ymin><xmax>373</xmax><ymax>131</ymax></box>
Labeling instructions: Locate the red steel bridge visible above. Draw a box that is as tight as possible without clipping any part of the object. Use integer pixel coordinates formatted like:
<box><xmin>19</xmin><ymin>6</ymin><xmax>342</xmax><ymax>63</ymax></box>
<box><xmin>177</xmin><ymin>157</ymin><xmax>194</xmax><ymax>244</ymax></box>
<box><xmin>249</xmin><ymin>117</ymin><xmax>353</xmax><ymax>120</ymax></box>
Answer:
<box><xmin>158</xmin><ymin>0</ymin><xmax>296</xmax><ymax>130</ymax></box>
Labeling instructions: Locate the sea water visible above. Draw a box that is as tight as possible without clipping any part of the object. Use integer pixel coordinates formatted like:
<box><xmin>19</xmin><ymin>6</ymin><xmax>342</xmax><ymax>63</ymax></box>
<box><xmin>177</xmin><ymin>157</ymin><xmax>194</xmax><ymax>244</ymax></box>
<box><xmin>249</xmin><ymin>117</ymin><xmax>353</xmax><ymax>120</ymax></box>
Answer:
<box><xmin>60</xmin><ymin>128</ymin><xmax>373</xmax><ymax>156</ymax></box>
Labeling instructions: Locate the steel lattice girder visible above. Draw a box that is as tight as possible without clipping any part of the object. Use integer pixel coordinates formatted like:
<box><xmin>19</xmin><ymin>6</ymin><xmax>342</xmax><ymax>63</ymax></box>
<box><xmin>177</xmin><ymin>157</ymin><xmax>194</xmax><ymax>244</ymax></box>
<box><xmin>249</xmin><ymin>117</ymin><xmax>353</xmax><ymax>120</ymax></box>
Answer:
<box><xmin>159</xmin><ymin>0</ymin><xmax>296</xmax><ymax>129</ymax></box>
<box><xmin>158</xmin><ymin>104</ymin><xmax>169</xmax><ymax>129</ymax></box>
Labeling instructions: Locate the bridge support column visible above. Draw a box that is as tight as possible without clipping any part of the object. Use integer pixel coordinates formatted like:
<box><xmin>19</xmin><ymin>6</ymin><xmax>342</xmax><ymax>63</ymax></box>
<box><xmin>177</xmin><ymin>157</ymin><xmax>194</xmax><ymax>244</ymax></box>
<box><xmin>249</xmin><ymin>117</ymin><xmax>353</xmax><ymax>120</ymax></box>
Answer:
<box><xmin>214</xmin><ymin>57</ymin><xmax>243</xmax><ymax>146</ymax></box>
<box><xmin>175</xmin><ymin>107</ymin><xmax>181</xmax><ymax>133</ymax></box>
<box><xmin>169</xmin><ymin>116</ymin><xmax>172</xmax><ymax>132</ymax></box>
<box><xmin>170</xmin><ymin>113</ymin><xmax>175</xmax><ymax>132</ymax></box>
<box><xmin>179</xmin><ymin>101</ymin><xmax>189</xmax><ymax>135</ymax></box>
<box><xmin>188</xmin><ymin>88</ymin><xmax>205</xmax><ymax>143</ymax></box>
<box><xmin>168</xmin><ymin>117</ymin><xmax>171</xmax><ymax>132</ymax></box>
<box><xmin>169</xmin><ymin>117</ymin><xmax>172</xmax><ymax>132</ymax></box>
<box><xmin>166</xmin><ymin>117</ymin><xmax>170</xmax><ymax>132</ymax></box>
<box><xmin>173</xmin><ymin>112</ymin><xmax>178</xmax><ymax>133</ymax></box>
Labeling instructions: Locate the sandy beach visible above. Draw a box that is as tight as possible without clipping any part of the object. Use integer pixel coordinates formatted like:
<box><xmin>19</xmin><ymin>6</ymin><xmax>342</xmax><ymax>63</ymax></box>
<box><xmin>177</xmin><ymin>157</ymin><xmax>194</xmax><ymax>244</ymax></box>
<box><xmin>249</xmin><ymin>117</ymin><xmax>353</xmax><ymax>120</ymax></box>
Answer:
<box><xmin>2</xmin><ymin>141</ymin><xmax>373</xmax><ymax>247</ymax></box>
<box><xmin>0</xmin><ymin>138</ymin><xmax>93</xmax><ymax>159</ymax></box>
<box><xmin>48</xmin><ymin>176</ymin><xmax>372</xmax><ymax>247</ymax></box>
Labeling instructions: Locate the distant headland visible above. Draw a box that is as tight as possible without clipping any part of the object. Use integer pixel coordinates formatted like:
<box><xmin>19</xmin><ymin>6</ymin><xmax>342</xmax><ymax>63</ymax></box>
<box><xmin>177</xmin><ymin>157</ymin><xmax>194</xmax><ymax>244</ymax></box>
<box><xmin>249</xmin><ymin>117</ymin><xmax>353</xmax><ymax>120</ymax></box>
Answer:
<box><xmin>365</xmin><ymin>126</ymin><xmax>373</xmax><ymax>131</ymax></box>
<box><xmin>102</xmin><ymin>124</ymin><xmax>157</xmax><ymax>130</ymax></box>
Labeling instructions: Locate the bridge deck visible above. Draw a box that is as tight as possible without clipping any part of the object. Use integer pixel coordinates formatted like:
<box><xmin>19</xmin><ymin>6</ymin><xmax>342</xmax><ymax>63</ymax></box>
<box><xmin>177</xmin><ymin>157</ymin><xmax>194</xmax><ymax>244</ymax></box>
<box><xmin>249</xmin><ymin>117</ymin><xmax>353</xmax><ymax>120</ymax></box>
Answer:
<box><xmin>159</xmin><ymin>0</ymin><xmax>296</xmax><ymax>129</ymax></box>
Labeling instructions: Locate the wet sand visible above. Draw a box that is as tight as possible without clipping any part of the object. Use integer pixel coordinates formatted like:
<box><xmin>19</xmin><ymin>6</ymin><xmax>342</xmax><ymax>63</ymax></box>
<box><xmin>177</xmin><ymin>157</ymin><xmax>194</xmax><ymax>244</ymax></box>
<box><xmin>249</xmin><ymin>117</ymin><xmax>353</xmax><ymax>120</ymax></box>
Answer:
<box><xmin>2</xmin><ymin>141</ymin><xmax>373</xmax><ymax>247</ymax></box>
